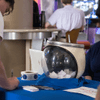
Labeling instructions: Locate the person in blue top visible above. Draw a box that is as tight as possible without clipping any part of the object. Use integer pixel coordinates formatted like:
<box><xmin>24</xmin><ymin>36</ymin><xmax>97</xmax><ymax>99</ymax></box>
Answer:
<box><xmin>83</xmin><ymin>41</ymin><xmax>100</xmax><ymax>81</ymax></box>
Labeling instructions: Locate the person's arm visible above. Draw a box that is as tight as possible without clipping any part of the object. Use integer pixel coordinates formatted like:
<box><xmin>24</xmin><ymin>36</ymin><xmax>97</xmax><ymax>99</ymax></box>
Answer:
<box><xmin>45</xmin><ymin>22</ymin><xmax>56</xmax><ymax>28</ymax></box>
<box><xmin>82</xmin><ymin>48</ymin><xmax>93</xmax><ymax>80</ymax></box>
<box><xmin>45</xmin><ymin>22</ymin><xmax>51</xmax><ymax>28</ymax></box>
<box><xmin>45</xmin><ymin>9</ymin><xmax>60</xmax><ymax>28</ymax></box>
<box><xmin>84</xmin><ymin>76</ymin><xmax>92</xmax><ymax>80</ymax></box>
<box><xmin>0</xmin><ymin>59</ymin><xmax>19</xmax><ymax>90</ymax></box>
<box><xmin>95</xmin><ymin>85</ymin><xmax>100</xmax><ymax>100</ymax></box>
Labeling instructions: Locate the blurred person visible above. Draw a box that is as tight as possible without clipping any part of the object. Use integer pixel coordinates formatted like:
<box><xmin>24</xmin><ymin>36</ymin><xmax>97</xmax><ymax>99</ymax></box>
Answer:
<box><xmin>95</xmin><ymin>1</ymin><xmax>100</xmax><ymax>30</ymax></box>
<box><xmin>45</xmin><ymin>0</ymin><xmax>86</xmax><ymax>41</ymax></box>
<box><xmin>0</xmin><ymin>0</ymin><xmax>19</xmax><ymax>90</ymax></box>
<box><xmin>96</xmin><ymin>22</ymin><xmax>100</xmax><ymax>27</ymax></box>
<box><xmin>83</xmin><ymin>41</ymin><xmax>100</xmax><ymax>81</ymax></box>
<box><xmin>96</xmin><ymin>0</ymin><xmax>100</xmax><ymax>18</ymax></box>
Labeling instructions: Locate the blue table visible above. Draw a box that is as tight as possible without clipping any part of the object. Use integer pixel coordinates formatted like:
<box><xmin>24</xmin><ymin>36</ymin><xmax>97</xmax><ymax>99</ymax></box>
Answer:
<box><xmin>0</xmin><ymin>74</ymin><xmax>100</xmax><ymax>100</ymax></box>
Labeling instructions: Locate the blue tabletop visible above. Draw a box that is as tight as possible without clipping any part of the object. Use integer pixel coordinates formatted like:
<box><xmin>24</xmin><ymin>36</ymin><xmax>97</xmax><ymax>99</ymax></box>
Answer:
<box><xmin>0</xmin><ymin>74</ymin><xmax>100</xmax><ymax>100</ymax></box>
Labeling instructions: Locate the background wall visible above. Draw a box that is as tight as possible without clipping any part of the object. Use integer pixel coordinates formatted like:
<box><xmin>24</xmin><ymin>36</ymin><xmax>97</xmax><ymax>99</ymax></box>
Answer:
<box><xmin>41</xmin><ymin>0</ymin><xmax>54</xmax><ymax>21</ymax></box>
<box><xmin>0</xmin><ymin>0</ymin><xmax>33</xmax><ymax>77</ymax></box>
<box><xmin>0</xmin><ymin>40</ymin><xmax>26</xmax><ymax>77</ymax></box>
<box><xmin>4</xmin><ymin>0</ymin><xmax>33</xmax><ymax>29</ymax></box>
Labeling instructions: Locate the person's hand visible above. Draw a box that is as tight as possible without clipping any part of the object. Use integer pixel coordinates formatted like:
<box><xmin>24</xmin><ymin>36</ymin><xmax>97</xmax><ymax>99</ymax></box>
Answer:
<box><xmin>0</xmin><ymin>59</ymin><xmax>19</xmax><ymax>90</ymax></box>
<box><xmin>95</xmin><ymin>85</ymin><xmax>100</xmax><ymax>100</ymax></box>
<box><xmin>45</xmin><ymin>22</ymin><xmax>50</xmax><ymax>28</ymax></box>
<box><xmin>84</xmin><ymin>76</ymin><xmax>92</xmax><ymax>80</ymax></box>
<box><xmin>7</xmin><ymin>77</ymin><xmax>19</xmax><ymax>90</ymax></box>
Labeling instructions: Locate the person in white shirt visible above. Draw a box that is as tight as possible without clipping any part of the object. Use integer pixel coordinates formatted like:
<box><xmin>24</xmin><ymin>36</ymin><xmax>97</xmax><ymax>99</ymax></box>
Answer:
<box><xmin>45</xmin><ymin>0</ymin><xmax>86</xmax><ymax>40</ymax></box>
<box><xmin>0</xmin><ymin>0</ymin><xmax>19</xmax><ymax>90</ymax></box>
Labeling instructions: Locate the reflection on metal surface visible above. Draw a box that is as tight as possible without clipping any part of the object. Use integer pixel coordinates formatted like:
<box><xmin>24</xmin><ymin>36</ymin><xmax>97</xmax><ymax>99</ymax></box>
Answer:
<box><xmin>32</xmin><ymin>32</ymin><xmax>51</xmax><ymax>39</ymax></box>
<box><xmin>3</xmin><ymin>29</ymin><xmax>61</xmax><ymax>40</ymax></box>
<box><xmin>3</xmin><ymin>29</ymin><xmax>61</xmax><ymax>32</ymax></box>
<box><xmin>4</xmin><ymin>32</ymin><xmax>22</xmax><ymax>40</ymax></box>
<box><xmin>46</xmin><ymin>41</ymin><xmax>84</xmax><ymax>48</ymax></box>
<box><xmin>3</xmin><ymin>32</ymin><xmax>51</xmax><ymax>40</ymax></box>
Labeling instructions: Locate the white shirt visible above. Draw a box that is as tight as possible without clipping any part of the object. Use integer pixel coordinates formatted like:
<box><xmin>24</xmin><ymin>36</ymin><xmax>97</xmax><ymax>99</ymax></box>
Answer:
<box><xmin>48</xmin><ymin>5</ymin><xmax>86</xmax><ymax>37</ymax></box>
<box><xmin>0</xmin><ymin>11</ymin><xmax>4</xmax><ymax>39</ymax></box>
